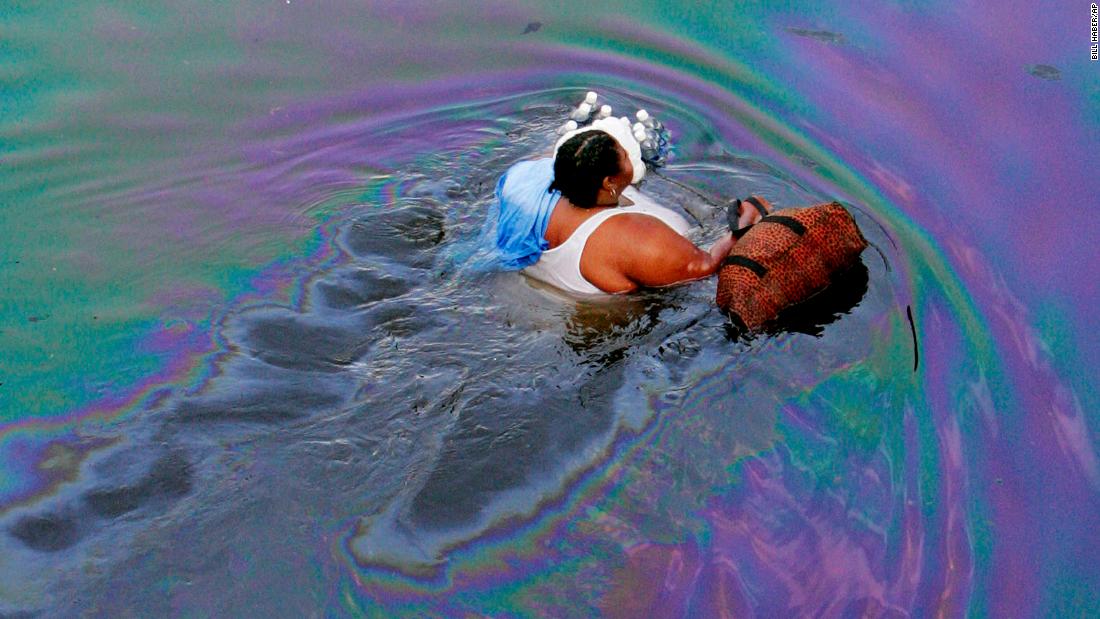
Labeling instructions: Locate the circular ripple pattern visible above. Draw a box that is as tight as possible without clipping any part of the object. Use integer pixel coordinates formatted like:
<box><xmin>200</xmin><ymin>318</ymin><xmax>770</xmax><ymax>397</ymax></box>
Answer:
<box><xmin>0</xmin><ymin>2</ymin><xmax>1096</xmax><ymax>617</ymax></box>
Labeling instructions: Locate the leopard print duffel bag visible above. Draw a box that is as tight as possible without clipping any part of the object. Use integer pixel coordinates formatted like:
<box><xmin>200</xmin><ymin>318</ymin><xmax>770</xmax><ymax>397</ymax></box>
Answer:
<box><xmin>716</xmin><ymin>199</ymin><xmax>868</xmax><ymax>331</ymax></box>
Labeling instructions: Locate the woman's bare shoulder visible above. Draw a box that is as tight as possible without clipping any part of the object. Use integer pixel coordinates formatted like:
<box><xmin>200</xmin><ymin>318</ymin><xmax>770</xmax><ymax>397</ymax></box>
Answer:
<box><xmin>588</xmin><ymin>212</ymin><xmax>696</xmax><ymax>265</ymax></box>
<box><xmin>597</xmin><ymin>211</ymin><xmax>686</xmax><ymax>243</ymax></box>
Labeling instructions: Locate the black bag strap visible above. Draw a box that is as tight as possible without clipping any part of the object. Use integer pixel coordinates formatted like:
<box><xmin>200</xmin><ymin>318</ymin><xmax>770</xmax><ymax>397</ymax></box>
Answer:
<box><xmin>744</xmin><ymin>196</ymin><xmax>770</xmax><ymax>219</ymax></box>
<box><xmin>728</xmin><ymin>197</ymin><xmax>773</xmax><ymax>238</ymax></box>
<box><xmin>759</xmin><ymin>214</ymin><xmax>806</xmax><ymax>236</ymax></box>
<box><xmin>727</xmin><ymin>199</ymin><xmax>745</xmax><ymax>233</ymax></box>
<box><xmin>721</xmin><ymin>255</ymin><xmax>767</xmax><ymax>278</ymax></box>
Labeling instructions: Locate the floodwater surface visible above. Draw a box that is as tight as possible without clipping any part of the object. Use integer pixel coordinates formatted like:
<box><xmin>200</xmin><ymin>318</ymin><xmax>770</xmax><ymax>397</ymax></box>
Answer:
<box><xmin>1</xmin><ymin>1</ymin><xmax>1098</xmax><ymax>617</ymax></box>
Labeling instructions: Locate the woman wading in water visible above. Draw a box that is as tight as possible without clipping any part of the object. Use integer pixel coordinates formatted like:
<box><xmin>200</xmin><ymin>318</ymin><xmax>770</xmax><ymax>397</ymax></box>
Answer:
<box><xmin>493</xmin><ymin>118</ymin><xmax>767</xmax><ymax>294</ymax></box>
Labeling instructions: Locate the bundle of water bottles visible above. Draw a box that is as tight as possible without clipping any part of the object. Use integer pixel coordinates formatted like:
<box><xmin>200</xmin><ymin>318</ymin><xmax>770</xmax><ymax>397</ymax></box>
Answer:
<box><xmin>556</xmin><ymin>91</ymin><xmax>672</xmax><ymax>167</ymax></box>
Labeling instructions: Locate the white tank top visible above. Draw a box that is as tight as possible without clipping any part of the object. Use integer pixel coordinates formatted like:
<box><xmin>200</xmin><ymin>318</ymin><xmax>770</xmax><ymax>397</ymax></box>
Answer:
<box><xmin>524</xmin><ymin>186</ymin><xmax>692</xmax><ymax>295</ymax></box>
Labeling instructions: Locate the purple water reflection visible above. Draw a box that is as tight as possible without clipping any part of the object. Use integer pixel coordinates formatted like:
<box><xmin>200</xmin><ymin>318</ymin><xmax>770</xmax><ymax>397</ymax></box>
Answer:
<box><xmin>0</xmin><ymin>1</ymin><xmax>1097</xmax><ymax>616</ymax></box>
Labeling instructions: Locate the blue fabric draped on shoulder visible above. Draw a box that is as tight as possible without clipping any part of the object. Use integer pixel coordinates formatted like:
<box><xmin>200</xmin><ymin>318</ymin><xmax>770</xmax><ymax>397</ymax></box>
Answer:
<box><xmin>491</xmin><ymin>157</ymin><xmax>559</xmax><ymax>270</ymax></box>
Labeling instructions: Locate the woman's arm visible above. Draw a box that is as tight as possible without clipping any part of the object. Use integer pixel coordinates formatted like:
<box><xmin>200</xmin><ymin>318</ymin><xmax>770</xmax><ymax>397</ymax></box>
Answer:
<box><xmin>624</xmin><ymin>218</ymin><xmax>734</xmax><ymax>287</ymax></box>
<box><xmin>582</xmin><ymin>215</ymin><xmax>735</xmax><ymax>291</ymax></box>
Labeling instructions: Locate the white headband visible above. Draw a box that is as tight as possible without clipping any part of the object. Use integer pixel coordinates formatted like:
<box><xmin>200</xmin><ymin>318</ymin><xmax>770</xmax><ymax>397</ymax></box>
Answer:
<box><xmin>553</xmin><ymin>116</ymin><xmax>646</xmax><ymax>184</ymax></box>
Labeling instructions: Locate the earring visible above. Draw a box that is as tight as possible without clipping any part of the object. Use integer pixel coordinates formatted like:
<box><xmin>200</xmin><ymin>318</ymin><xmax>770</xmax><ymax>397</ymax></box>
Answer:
<box><xmin>610</xmin><ymin>188</ymin><xmax>617</xmax><ymax>198</ymax></box>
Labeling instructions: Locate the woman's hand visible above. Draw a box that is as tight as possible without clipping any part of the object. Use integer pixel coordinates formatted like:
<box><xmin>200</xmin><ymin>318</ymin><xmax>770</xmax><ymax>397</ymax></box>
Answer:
<box><xmin>708</xmin><ymin>231</ymin><xmax>736</xmax><ymax>262</ymax></box>
<box><xmin>735</xmin><ymin>198</ymin><xmax>766</xmax><ymax>229</ymax></box>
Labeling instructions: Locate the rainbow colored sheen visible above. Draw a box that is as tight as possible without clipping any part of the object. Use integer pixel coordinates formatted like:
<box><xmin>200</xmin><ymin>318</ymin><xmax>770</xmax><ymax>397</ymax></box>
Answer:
<box><xmin>0</xmin><ymin>0</ymin><xmax>1096</xmax><ymax>616</ymax></box>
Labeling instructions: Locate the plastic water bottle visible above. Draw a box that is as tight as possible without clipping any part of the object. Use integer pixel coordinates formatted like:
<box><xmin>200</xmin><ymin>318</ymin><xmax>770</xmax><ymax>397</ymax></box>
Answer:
<box><xmin>556</xmin><ymin>119</ymin><xmax>579</xmax><ymax>135</ymax></box>
<box><xmin>570</xmin><ymin>102</ymin><xmax>593</xmax><ymax>122</ymax></box>
<box><xmin>629</xmin><ymin>122</ymin><xmax>654</xmax><ymax>160</ymax></box>
<box><xmin>634</xmin><ymin>109</ymin><xmax>671</xmax><ymax>166</ymax></box>
<box><xmin>552</xmin><ymin>93</ymin><xmax>674</xmax><ymax>167</ymax></box>
<box><xmin>636</xmin><ymin>109</ymin><xmax>664</xmax><ymax>133</ymax></box>
<box><xmin>635</xmin><ymin>111</ymin><xmax>660</xmax><ymax>142</ymax></box>
<box><xmin>632</xmin><ymin>121</ymin><xmax>651</xmax><ymax>143</ymax></box>
<box><xmin>568</xmin><ymin>92</ymin><xmax>600</xmax><ymax>123</ymax></box>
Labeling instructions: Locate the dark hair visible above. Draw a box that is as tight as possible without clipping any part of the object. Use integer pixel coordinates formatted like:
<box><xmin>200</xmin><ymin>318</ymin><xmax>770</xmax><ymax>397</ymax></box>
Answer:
<box><xmin>548</xmin><ymin>130</ymin><xmax>623</xmax><ymax>208</ymax></box>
